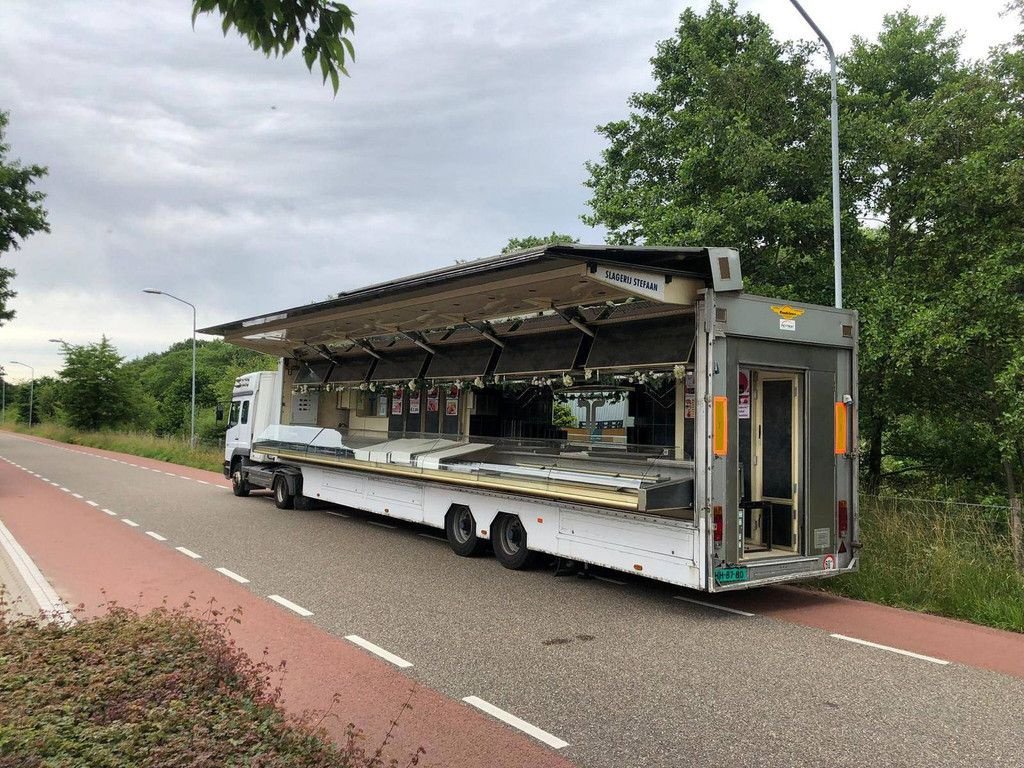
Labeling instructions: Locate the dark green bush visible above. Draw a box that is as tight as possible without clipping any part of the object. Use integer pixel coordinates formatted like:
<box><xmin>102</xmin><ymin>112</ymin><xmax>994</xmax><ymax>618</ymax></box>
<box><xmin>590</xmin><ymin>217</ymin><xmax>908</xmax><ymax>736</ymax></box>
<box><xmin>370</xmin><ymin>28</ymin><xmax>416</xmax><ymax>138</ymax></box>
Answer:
<box><xmin>0</xmin><ymin>600</ymin><xmax>423</xmax><ymax>767</ymax></box>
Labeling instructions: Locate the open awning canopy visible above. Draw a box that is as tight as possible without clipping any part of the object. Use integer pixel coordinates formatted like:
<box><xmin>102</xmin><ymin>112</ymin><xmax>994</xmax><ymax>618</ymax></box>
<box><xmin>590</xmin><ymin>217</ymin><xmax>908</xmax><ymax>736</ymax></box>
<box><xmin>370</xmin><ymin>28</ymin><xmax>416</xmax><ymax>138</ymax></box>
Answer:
<box><xmin>200</xmin><ymin>245</ymin><xmax>742</xmax><ymax>368</ymax></box>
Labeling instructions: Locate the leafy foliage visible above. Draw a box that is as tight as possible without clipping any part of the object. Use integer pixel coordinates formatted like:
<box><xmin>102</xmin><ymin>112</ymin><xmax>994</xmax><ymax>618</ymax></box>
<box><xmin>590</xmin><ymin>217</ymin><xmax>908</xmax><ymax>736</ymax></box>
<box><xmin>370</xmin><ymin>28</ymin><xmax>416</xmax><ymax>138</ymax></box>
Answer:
<box><xmin>583</xmin><ymin>0</ymin><xmax>845</xmax><ymax>303</ymax></box>
<box><xmin>501</xmin><ymin>232</ymin><xmax>580</xmax><ymax>254</ymax></box>
<box><xmin>193</xmin><ymin>0</ymin><xmax>356</xmax><ymax>93</ymax></box>
<box><xmin>57</xmin><ymin>337</ymin><xmax>142</xmax><ymax>431</ymax></box>
<box><xmin>0</xmin><ymin>111</ymin><xmax>49</xmax><ymax>326</ymax></box>
<box><xmin>0</xmin><ymin>601</ymin><xmax>422</xmax><ymax>767</ymax></box>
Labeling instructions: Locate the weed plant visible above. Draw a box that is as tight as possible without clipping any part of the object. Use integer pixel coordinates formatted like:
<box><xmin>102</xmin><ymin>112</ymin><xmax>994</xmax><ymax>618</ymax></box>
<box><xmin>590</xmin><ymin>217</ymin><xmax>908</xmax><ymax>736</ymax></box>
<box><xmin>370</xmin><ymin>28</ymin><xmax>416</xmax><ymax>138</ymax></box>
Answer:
<box><xmin>0</xmin><ymin>596</ymin><xmax>424</xmax><ymax>767</ymax></box>
<box><xmin>817</xmin><ymin>495</ymin><xmax>1024</xmax><ymax>633</ymax></box>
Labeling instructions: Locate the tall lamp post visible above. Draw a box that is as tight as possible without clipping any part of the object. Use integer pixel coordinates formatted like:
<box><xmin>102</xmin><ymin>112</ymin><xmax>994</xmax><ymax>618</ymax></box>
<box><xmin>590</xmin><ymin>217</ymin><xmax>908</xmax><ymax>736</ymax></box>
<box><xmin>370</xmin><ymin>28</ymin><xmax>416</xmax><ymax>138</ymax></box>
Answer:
<box><xmin>8</xmin><ymin>361</ymin><xmax>34</xmax><ymax>426</ymax></box>
<box><xmin>788</xmin><ymin>0</ymin><xmax>842</xmax><ymax>309</ymax></box>
<box><xmin>0</xmin><ymin>366</ymin><xmax>6</xmax><ymax>425</ymax></box>
<box><xmin>143</xmin><ymin>289</ymin><xmax>197</xmax><ymax>448</ymax></box>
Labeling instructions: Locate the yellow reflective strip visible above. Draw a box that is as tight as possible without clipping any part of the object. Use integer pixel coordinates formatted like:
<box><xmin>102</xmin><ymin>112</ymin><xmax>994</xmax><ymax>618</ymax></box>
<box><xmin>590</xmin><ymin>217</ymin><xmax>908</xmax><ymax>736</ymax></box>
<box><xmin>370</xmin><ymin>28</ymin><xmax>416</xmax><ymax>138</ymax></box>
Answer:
<box><xmin>834</xmin><ymin>402</ymin><xmax>848</xmax><ymax>455</ymax></box>
<box><xmin>713</xmin><ymin>396</ymin><xmax>728</xmax><ymax>456</ymax></box>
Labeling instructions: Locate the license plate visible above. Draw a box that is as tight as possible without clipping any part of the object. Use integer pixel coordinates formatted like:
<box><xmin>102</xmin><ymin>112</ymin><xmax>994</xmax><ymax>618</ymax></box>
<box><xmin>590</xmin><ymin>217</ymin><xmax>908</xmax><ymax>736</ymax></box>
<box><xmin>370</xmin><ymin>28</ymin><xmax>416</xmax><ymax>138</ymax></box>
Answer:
<box><xmin>714</xmin><ymin>567</ymin><xmax>749</xmax><ymax>584</ymax></box>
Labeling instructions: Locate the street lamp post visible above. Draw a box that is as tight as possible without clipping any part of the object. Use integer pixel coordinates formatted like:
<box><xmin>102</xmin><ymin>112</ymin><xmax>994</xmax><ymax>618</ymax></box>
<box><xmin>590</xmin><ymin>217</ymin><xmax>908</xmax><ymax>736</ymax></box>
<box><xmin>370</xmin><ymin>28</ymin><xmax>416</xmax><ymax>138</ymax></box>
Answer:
<box><xmin>144</xmin><ymin>289</ymin><xmax>197</xmax><ymax>448</ymax></box>
<box><xmin>0</xmin><ymin>366</ymin><xmax>6</xmax><ymax>425</ymax></box>
<box><xmin>788</xmin><ymin>0</ymin><xmax>843</xmax><ymax>309</ymax></box>
<box><xmin>8</xmin><ymin>361</ymin><xmax>34</xmax><ymax>426</ymax></box>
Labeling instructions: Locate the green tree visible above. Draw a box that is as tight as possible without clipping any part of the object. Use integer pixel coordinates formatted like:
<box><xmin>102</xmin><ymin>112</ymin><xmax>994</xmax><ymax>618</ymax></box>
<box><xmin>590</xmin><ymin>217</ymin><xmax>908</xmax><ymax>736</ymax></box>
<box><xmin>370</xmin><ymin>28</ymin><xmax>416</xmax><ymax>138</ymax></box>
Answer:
<box><xmin>194</xmin><ymin>0</ymin><xmax>355</xmax><ymax>93</ymax></box>
<box><xmin>0</xmin><ymin>111</ymin><xmax>49</xmax><ymax>326</ymax></box>
<box><xmin>58</xmin><ymin>337</ymin><xmax>142</xmax><ymax>431</ymax></box>
<box><xmin>502</xmin><ymin>232</ymin><xmax>580</xmax><ymax>254</ymax></box>
<box><xmin>552</xmin><ymin>402</ymin><xmax>577</xmax><ymax>429</ymax></box>
<box><xmin>840</xmin><ymin>12</ymin><xmax>965</xmax><ymax>491</ymax></box>
<box><xmin>583</xmin><ymin>1</ymin><xmax>846</xmax><ymax>303</ymax></box>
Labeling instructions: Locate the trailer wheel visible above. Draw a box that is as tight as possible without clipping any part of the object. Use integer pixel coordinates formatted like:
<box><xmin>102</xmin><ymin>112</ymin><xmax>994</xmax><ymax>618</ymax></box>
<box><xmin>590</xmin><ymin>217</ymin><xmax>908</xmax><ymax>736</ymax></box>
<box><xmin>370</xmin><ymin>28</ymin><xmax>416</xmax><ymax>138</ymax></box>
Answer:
<box><xmin>491</xmin><ymin>514</ymin><xmax>540</xmax><ymax>570</ymax></box>
<box><xmin>231</xmin><ymin>460</ymin><xmax>250</xmax><ymax>497</ymax></box>
<box><xmin>273</xmin><ymin>476</ymin><xmax>295</xmax><ymax>510</ymax></box>
<box><xmin>445</xmin><ymin>504</ymin><xmax>486</xmax><ymax>557</ymax></box>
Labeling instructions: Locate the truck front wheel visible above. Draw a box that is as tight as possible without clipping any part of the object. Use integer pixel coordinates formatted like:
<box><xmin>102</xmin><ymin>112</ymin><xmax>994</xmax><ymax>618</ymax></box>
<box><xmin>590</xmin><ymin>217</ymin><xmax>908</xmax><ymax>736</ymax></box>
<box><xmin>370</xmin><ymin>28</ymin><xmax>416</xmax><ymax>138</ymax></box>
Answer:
<box><xmin>273</xmin><ymin>476</ymin><xmax>295</xmax><ymax>510</ymax></box>
<box><xmin>231</xmin><ymin>460</ymin><xmax>250</xmax><ymax>497</ymax></box>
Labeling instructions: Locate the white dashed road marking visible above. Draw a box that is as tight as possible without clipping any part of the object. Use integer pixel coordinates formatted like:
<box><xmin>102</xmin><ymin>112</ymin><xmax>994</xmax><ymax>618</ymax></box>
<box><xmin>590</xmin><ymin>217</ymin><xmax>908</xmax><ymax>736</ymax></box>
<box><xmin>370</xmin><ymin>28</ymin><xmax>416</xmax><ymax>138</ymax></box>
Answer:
<box><xmin>674</xmin><ymin>595</ymin><xmax>755</xmax><ymax>617</ymax></box>
<box><xmin>121</xmin><ymin>519</ymin><xmax>140</xmax><ymax>528</ymax></box>
<box><xmin>345</xmin><ymin>634</ymin><xmax>413</xmax><ymax>668</ymax></box>
<box><xmin>175</xmin><ymin>547</ymin><xmax>202</xmax><ymax>559</ymax></box>
<box><xmin>101</xmin><ymin>508</ymin><xmax>117</xmax><ymax>516</ymax></box>
<box><xmin>145</xmin><ymin>531</ymin><xmax>167</xmax><ymax>541</ymax></box>
<box><xmin>86</xmin><ymin>500</ymin><xmax>99</xmax><ymax>507</ymax></box>
<box><xmin>268</xmin><ymin>594</ymin><xmax>313</xmax><ymax>617</ymax></box>
<box><xmin>462</xmin><ymin>696</ymin><xmax>569</xmax><ymax>749</ymax></box>
<box><xmin>215</xmin><ymin>567</ymin><xmax>250</xmax><ymax>584</ymax></box>
<box><xmin>831</xmin><ymin>634</ymin><xmax>950</xmax><ymax>665</ymax></box>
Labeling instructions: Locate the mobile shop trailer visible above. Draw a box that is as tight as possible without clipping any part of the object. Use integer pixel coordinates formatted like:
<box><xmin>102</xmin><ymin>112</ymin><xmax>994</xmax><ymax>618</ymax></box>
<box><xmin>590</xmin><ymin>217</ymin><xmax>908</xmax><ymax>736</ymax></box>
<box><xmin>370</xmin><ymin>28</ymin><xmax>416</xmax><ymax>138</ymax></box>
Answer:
<box><xmin>201</xmin><ymin>245</ymin><xmax>859</xmax><ymax>591</ymax></box>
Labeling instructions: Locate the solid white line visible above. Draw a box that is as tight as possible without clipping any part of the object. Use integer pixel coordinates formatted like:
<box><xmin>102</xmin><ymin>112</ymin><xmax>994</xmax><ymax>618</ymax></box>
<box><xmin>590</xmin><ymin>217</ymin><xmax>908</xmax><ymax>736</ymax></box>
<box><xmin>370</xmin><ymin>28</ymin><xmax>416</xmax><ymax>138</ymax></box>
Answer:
<box><xmin>594</xmin><ymin>575</ymin><xmax>627</xmax><ymax>585</ymax></box>
<box><xmin>175</xmin><ymin>546</ymin><xmax>202</xmax><ymax>559</ymax></box>
<box><xmin>145</xmin><ymin>531</ymin><xmax>167</xmax><ymax>541</ymax></box>
<box><xmin>71</xmin><ymin>492</ymin><xmax>83</xmax><ymax>499</ymax></box>
<box><xmin>367</xmin><ymin>520</ymin><xmax>397</xmax><ymax>529</ymax></box>
<box><xmin>121</xmin><ymin>519</ymin><xmax>140</xmax><ymax>528</ymax></box>
<box><xmin>215</xmin><ymin>567</ymin><xmax>250</xmax><ymax>584</ymax></box>
<box><xmin>345</xmin><ymin>635</ymin><xmax>413</xmax><ymax>668</ymax></box>
<box><xmin>830</xmin><ymin>634</ymin><xmax>950</xmax><ymax>665</ymax></box>
<box><xmin>673</xmin><ymin>595</ymin><xmax>755</xmax><ymax>617</ymax></box>
<box><xmin>86</xmin><ymin>501</ymin><xmax>99</xmax><ymax>507</ymax></box>
<box><xmin>101</xmin><ymin>508</ymin><xmax>117</xmax><ymax>516</ymax></box>
<box><xmin>0</xmin><ymin>519</ymin><xmax>75</xmax><ymax>626</ymax></box>
<box><xmin>324</xmin><ymin>510</ymin><xmax>350</xmax><ymax>518</ymax></box>
<box><xmin>268</xmin><ymin>594</ymin><xmax>313</xmax><ymax>616</ymax></box>
<box><xmin>461</xmin><ymin>696</ymin><xmax>568</xmax><ymax>749</ymax></box>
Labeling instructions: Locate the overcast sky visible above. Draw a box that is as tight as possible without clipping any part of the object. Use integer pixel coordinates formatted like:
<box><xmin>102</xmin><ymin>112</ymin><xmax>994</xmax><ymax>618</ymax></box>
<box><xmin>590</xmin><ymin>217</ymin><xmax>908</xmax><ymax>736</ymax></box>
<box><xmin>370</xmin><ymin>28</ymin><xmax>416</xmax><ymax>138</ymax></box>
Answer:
<box><xmin>0</xmin><ymin>0</ymin><xmax>1016</xmax><ymax>379</ymax></box>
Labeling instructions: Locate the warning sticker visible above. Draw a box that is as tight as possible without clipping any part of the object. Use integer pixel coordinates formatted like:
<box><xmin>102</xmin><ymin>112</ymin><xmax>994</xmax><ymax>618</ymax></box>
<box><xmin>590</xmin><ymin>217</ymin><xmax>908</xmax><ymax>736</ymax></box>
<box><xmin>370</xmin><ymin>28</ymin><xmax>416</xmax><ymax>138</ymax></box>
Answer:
<box><xmin>822</xmin><ymin>554</ymin><xmax>837</xmax><ymax>570</ymax></box>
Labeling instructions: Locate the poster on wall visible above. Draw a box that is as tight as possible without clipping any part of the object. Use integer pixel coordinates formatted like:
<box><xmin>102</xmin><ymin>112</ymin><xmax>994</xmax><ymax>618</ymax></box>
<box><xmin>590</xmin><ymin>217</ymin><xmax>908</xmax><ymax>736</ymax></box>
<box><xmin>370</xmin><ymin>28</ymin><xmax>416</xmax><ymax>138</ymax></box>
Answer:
<box><xmin>738</xmin><ymin>369</ymin><xmax>751</xmax><ymax>419</ymax></box>
<box><xmin>391</xmin><ymin>387</ymin><xmax>404</xmax><ymax>416</ymax></box>
<box><xmin>376</xmin><ymin>395</ymin><xmax>388</xmax><ymax>417</ymax></box>
<box><xmin>445</xmin><ymin>397</ymin><xmax>459</xmax><ymax>417</ymax></box>
<box><xmin>409</xmin><ymin>395</ymin><xmax>420</xmax><ymax>415</ymax></box>
<box><xmin>426</xmin><ymin>389</ymin><xmax>439</xmax><ymax>413</ymax></box>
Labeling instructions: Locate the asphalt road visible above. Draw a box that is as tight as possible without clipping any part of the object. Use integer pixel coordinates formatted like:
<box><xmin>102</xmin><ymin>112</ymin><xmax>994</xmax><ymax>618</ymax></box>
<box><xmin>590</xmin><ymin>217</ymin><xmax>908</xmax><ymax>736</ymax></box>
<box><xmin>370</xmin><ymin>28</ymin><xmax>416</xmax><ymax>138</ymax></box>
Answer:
<box><xmin>2</xmin><ymin>431</ymin><xmax>1023</xmax><ymax>768</ymax></box>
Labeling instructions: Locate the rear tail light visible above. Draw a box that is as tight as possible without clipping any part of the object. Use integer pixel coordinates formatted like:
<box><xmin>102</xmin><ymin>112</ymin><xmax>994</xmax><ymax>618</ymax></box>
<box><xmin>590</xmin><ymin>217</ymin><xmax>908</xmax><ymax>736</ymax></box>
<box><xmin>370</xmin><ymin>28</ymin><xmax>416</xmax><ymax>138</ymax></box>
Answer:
<box><xmin>838</xmin><ymin>500</ymin><xmax>849</xmax><ymax>538</ymax></box>
<box><xmin>713</xmin><ymin>505</ymin><xmax>723</xmax><ymax>543</ymax></box>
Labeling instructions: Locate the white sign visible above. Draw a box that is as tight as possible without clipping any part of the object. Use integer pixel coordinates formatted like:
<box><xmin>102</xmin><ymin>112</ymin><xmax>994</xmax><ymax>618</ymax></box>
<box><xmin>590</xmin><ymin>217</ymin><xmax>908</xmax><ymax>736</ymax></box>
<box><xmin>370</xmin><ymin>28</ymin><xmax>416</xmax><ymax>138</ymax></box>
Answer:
<box><xmin>590</xmin><ymin>266</ymin><xmax>666</xmax><ymax>302</ymax></box>
<box><xmin>779</xmin><ymin>318</ymin><xmax>796</xmax><ymax>331</ymax></box>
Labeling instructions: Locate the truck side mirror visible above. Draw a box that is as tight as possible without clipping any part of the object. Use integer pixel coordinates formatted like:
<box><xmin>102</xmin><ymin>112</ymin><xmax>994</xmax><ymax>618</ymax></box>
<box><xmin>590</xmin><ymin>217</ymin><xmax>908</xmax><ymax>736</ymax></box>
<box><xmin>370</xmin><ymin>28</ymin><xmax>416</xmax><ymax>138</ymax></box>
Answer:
<box><xmin>215</xmin><ymin>403</ymin><xmax>225</xmax><ymax>422</ymax></box>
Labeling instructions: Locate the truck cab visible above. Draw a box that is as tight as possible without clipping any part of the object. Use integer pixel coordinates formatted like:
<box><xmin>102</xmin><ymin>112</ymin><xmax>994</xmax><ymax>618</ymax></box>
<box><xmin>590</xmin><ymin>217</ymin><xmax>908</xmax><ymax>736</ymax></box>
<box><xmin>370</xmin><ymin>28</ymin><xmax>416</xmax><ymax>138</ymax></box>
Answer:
<box><xmin>224</xmin><ymin>370</ymin><xmax>280</xmax><ymax>479</ymax></box>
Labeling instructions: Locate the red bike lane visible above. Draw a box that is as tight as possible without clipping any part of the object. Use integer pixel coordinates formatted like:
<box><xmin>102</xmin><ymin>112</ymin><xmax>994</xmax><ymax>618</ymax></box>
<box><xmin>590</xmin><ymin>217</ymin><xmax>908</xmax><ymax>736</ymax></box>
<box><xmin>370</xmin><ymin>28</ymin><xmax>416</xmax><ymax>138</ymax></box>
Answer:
<box><xmin>0</xmin><ymin>457</ymin><xmax>576</xmax><ymax>768</ymax></box>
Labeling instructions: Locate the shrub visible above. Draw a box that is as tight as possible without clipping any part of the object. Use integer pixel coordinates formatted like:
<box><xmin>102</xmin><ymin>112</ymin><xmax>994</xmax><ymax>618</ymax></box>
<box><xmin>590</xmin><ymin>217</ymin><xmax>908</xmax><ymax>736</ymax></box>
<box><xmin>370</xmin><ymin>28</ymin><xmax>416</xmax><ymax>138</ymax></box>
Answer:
<box><xmin>0</xmin><ymin>598</ymin><xmax>424</xmax><ymax>767</ymax></box>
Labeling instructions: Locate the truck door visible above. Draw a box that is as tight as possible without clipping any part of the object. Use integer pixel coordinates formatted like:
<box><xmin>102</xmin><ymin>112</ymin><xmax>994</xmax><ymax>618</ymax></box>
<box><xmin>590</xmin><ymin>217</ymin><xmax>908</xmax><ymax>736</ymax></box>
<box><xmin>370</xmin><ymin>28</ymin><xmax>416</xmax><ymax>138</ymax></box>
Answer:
<box><xmin>748</xmin><ymin>371</ymin><xmax>802</xmax><ymax>553</ymax></box>
<box><xmin>225</xmin><ymin>397</ymin><xmax>254</xmax><ymax>457</ymax></box>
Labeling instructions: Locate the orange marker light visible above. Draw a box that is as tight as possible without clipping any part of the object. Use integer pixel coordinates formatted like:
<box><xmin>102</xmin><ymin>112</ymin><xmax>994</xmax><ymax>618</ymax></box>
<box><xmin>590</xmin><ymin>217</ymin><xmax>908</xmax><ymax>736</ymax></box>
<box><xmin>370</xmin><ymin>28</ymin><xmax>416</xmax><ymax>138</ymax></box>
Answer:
<box><xmin>713</xmin><ymin>396</ymin><xmax>728</xmax><ymax>456</ymax></box>
<box><xmin>537</xmin><ymin>517</ymin><xmax>544</xmax><ymax>524</ymax></box>
<box><xmin>834</xmin><ymin>402</ymin><xmax>848</xmax><ymax>455</ymax></box>
<box><xmin>633</xmin><ymin>564</ymin><xmax>644</xmax><ymax>572</ymax></box>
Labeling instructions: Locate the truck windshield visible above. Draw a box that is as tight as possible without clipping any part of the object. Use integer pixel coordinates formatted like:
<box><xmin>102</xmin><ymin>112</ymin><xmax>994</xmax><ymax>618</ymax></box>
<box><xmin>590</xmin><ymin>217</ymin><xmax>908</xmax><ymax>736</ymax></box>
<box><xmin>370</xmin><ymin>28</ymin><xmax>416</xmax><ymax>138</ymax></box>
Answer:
<box><xmin>227</xmin><ymin>400</ymin><xmax>241</xmax><ymax>429</ymax></box>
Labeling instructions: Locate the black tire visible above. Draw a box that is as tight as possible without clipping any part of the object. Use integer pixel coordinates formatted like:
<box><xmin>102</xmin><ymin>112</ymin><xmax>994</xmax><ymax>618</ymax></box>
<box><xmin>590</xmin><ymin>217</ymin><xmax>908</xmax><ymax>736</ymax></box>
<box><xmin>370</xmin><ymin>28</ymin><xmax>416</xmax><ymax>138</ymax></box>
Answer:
<box><xmin>491</xmin><ymin>514</ymin><xmax>540</xmax><ymax>570</ymax></box>
<box><xmin>231</xmin><ymin>461</ymin><xmax>250</xmax><ymax>497</ymax></box>
<box><xmin>445</xmin><ymin>505</ymin><xmax>486</xmax><ymax>557</ymax></box>
<box><xmin>273</xmin><ymin>476</ymin><xmax>295</xmax><ymax>509</ymax></box>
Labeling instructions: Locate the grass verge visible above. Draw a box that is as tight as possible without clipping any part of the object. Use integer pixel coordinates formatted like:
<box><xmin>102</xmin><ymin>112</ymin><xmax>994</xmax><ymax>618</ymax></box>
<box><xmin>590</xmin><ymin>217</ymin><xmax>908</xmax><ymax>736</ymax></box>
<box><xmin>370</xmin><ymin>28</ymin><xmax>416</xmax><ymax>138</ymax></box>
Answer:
<box><xmin>815</xmin><ymin>495</ymin><xmax>1024</xmax><ymax>633</ymax></box>
<box><xmin>0</xmin><ymin>599</ymin><xmax>423</xmax><ymax>767</ymax></box>
<box><xmin>1</xmin><ymin>423</ymin><xmax>222</xmax><ymax>473</ymax></box>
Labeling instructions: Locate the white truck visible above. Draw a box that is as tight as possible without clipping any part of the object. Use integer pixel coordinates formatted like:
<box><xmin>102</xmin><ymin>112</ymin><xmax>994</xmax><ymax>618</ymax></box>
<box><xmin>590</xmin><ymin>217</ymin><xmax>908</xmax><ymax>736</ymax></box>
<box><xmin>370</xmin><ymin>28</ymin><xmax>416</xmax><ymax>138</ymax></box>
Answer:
<box><xmin>209</xmin><ymin>245</ymin><xmax>859</xmax><ymax>591</ymax></box>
